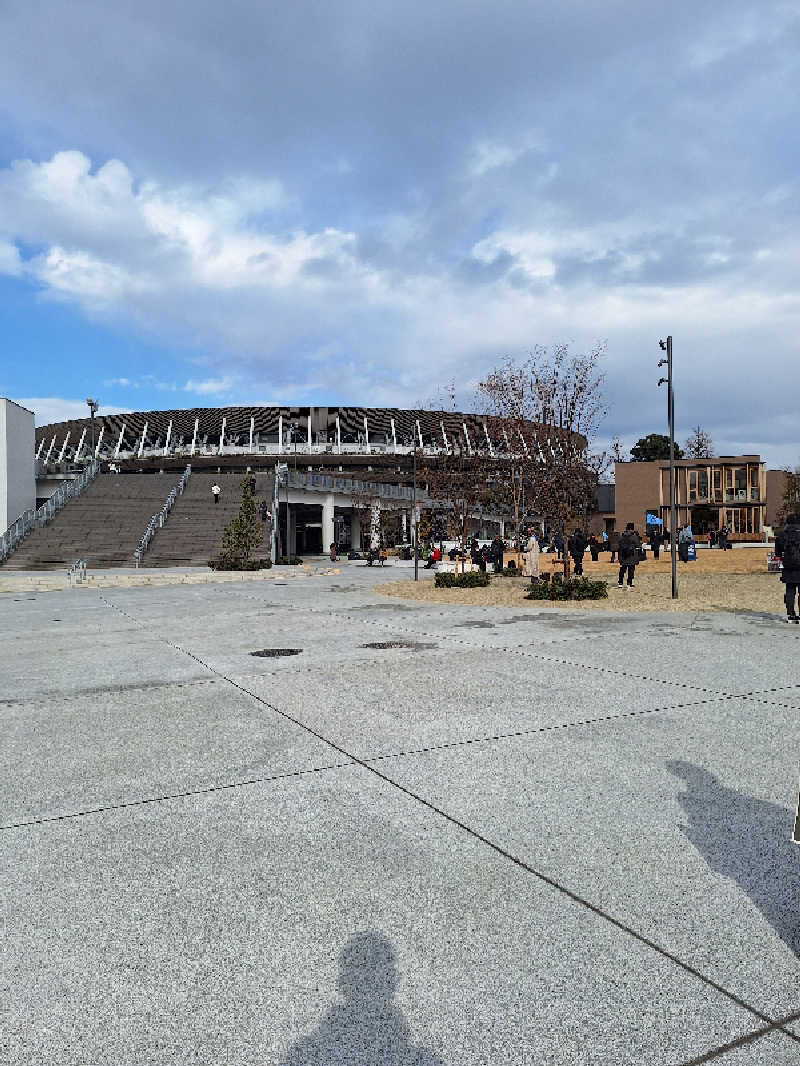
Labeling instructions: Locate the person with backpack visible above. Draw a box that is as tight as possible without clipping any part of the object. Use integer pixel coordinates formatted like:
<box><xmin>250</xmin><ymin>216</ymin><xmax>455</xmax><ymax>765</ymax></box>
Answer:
<box><xmin>678</xmin><ymin>524</ymin><xmax>692</xmax><ymax>563</ymax></box>
<box><xmin>718</xmin><ymin>525</ymin><xmax>729</xmax><ymax>551</ymax></box>
<box><xmin>775</xmin><ymin>514</ymin><xmax>800</xmax><ymax>623</ymax></box>
<box><xmin>617</xmin><ymin>522</ymin><xmax>641</xmax><ymax>589</ymax></box>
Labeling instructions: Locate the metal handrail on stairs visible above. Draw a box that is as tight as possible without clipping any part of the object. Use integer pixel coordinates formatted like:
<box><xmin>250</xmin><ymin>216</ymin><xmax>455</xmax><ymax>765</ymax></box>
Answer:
<box><xmin>0</xmin><ymin>460</ymin><xmax>101</xmax><ymax>564</ymax></box>
<box><xmin>133</xmin><ymin>465</ymin><xmax>191</xmax><ymax>567</ymax></box>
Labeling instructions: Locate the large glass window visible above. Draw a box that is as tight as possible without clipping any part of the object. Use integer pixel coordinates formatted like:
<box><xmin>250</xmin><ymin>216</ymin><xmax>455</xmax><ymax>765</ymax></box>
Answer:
<box><xmin>749</xmin><ymin>466</ymin><xmax>760</xmax><ymax>500</ymax></box>
<box><xmin>734</xmin><ymin>467</ymin><xmax>747</xmax><ymax>501</ymax></box>
<box><xmin>697</xmin><ymin>469</ymin><xmax>709</xmax><ymax>500</ymax></box>
<box><xmin>713</xmin><ymin>468</ymin><xmax>722</xmax><ymax>501</ymax></box>
<box><xmin>689</xmin><ymin>470</ymin><xmax>697</xmax><ymax>502</ymax></box>
<box><xmin>725</xmin><ymin>468</ymin><xmax>734</xmax><ymax>501</ymax></box>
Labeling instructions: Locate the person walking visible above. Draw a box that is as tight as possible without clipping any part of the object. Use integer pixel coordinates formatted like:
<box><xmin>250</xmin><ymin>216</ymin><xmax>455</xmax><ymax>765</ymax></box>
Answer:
<box><xmin>258</xmin><ymin>500</ymin><xmax>268</xmax><ymax>522</ymax></box>
<box><xmin>617</xmin><ymin>522</ymin><xmax>641</xmax><ymax>589</ymax></box>
<box><xmin>568</xmin><ymin>528</ymin><xmax>587</xmax><ymax>576</ymax></box>
<box><xmin>211</xmin><ymin>482</ymin><xmax>221</xmax><ymax>506</ymax></box>
<box><xmin>775</xmin><ymin>513</ymin><xmax>800</xmax><ymax>623</ymax></box>
<box><xmin>249</xmin><ymin>474</ymin><xmax>257</xmax><ymax>496</ymax></box>
<box><xmin>552</xmin><ymin>531</ymin><xmax>564</xmax><ymax>561</ymax></box>
<box><xmin>522</xmin><ymin>527</ymin><xmax>540</xmax><ymax>579</ymax></box>
<box><xmin>608</xmin><ymin>528</ymin><xmax>620</xmax><ymax>564</ymax></box>
<box><xmin>718</xmin><ymin>525</ymin><xmax>729</xmax><ymax>551</ymax></box>
<box><xmin>491</xmin><ymin>535</ymin><xmax>504</xmax><ymax>573</ymax></box>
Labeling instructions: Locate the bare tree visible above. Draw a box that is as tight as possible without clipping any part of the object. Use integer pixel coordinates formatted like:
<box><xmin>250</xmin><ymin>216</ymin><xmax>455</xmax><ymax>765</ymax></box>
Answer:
<box><xmin>684</xmin><ymin>425</ymin><xmax>714</xmax><ymax>458</ymax></box>
<box><xmin>479</xmin><ymin>343</ymin><xmax>608</xmax><ymax>575</ymax></box>
<box><xmin>777</xmin><ymin>463</ymin><xmax>800</xmax><ymax>526</ymax></box>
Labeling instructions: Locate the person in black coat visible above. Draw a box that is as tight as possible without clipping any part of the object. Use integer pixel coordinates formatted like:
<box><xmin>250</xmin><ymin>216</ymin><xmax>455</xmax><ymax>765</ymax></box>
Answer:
<box><xmin>567</xmin><ymin>529</ymin><xmax>587</xmax><ymax>575</ymax></box>
<box><xmin>775</xmin><ymin>514</ymin><xmax>800</xmax><ymax>622</ymax></box>
<box><xmin>617</xmin><ymin>522</ymin><xmax>642</xmax><ymax>588</ymax></box>
<box><xmin>649</xmin><ymin>528</ymin><xmax>662</xmax><ymax>559</ymax></box>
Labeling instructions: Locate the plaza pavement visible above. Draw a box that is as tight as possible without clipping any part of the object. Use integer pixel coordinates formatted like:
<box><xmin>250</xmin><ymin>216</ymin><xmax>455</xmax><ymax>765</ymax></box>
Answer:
<box><xmin>1</xmin><ymin>563</ymin><xmax>798</xmax><ymax>1065</ymax></box>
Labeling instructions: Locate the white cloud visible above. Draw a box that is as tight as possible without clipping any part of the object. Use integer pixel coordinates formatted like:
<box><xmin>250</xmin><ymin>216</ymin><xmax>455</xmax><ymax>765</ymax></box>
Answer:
<box><xmin>11</xmin><ymin>397</ymin><xmax>132</xmax><ymax>427</ymax></box>
<box><xmin>0</xmin><ymin>239</ymin><xmax>22</xmax><ymax>275</ymax></box>
<box><xmin>183</xmin><ymin>376</ymin><xmax>235</xmax><ymax>395</ymax></box>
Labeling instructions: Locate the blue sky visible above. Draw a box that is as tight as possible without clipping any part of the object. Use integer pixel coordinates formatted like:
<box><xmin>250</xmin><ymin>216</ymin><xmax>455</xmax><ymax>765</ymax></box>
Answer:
<box><xmin>0</xmin><ymin>0</ymin><xmax>798</xmax><ymax>464</ymax></box>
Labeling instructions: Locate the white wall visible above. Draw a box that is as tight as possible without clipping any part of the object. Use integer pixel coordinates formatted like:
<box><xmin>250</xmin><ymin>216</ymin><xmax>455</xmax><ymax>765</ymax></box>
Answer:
<box><xmin>0</xmin><ymin>398</ymin><xmax>36</xmax><ymax>529</ymax></box>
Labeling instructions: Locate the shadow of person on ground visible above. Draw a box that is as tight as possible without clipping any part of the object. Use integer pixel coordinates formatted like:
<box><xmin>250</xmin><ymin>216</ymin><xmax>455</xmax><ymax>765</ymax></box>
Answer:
<box><xmin>279</xmin><ymin>931</ymin><xmax>447</xmax><ymax>1065</ymax></box>
<box><xmin>667</xmin><ymin>760</ymin><xmax>800</xmax><ymax>956</ymax></box>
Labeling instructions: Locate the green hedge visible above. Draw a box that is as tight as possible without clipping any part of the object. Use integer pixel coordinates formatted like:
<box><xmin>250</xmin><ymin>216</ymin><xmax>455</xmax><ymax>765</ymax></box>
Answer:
<box><xmin>434</xmin><ymin>571</ymin><xmax>491</xmax><ymax>589</ymax></box>
<box><xmin>525</xmin><ymin>576</ymin><xmax>608</xmax><ymax>600</ymax></box>
<box><xmin>276</xmin><ymin>556</ymin><xmax>304</xmax><ymax>565</ymax></box>
<box><xmin>208</xmin><ymin>558</ymin><xmax>272</xmax><ymax>571</ymax></box>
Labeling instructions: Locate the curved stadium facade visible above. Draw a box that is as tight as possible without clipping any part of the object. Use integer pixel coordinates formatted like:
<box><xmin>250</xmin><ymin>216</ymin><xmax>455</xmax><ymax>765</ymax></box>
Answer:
<box><xmin>34</xmin><ymin>404</ymin><xmax>511</xmax><ymax>465</ymax></box>
<box><xmin>20</xmin><ymin>405</ymin><xmax>528</xmax><ymax>568</ymax></box>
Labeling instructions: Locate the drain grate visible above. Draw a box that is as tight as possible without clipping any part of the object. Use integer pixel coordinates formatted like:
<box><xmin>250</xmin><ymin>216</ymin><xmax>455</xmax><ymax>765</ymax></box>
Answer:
<box><xmin>250</xmin><ymin>648</ymin><xmax>303</xmax><ymax>658</ymax></box>
<box><xmin>360</xmin><ymin>640</ymin><xmax>436</xmax><ymax>651</ymax></box>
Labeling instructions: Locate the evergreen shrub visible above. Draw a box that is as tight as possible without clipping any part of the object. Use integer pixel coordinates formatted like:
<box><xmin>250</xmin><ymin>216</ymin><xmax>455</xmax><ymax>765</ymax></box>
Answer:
<box><xmin>525</xmin><ymin>576</ymin><xmax>608</xmax><ymax>601</ymax></box>
<box><xmin>435</xmin><ymin>571</ymin><xmax>490</xmax><ymax>589</ymax></box>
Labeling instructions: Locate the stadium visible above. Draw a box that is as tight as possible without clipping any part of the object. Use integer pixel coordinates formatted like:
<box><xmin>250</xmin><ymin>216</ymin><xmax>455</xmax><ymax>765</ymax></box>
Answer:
<box><xmin>2</xmin><ymin>403</ymin><xmax>537</xmax><ymax>569</ymax></box>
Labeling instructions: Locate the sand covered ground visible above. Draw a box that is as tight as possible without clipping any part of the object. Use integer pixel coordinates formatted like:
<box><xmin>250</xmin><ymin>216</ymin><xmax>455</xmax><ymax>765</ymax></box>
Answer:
<box><xmin>379</xmin><ymin>547</ymin><xmax>790</xmax><ymax>613</ymax></box>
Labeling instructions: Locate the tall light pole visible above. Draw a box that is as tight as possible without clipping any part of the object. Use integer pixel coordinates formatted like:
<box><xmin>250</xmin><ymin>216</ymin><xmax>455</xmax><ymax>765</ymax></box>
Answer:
<box><xmin>404</xmin><ymin>435</ymin><xmax>419</xmax><ymax>581</ymax></box>
<box><xmin>86</xmin><ymin>398</ymin><xmax>99</xmax><ymax>460</ymax></box>
<box><xmin>658</xmin><ymin>337</ymin><xmax>678</xmax><ymax>599</ymax></box>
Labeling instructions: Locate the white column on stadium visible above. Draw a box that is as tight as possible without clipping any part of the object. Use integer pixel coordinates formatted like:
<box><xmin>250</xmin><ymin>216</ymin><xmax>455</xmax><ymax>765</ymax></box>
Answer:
<box><xmin>137</xmin><ymin>421</ymin><xmax>148</xmax><ymax>458</ymax></box>
<box><xmin>190</xmin><ymin>418</ymin><xmax>199</xmax><ymax>457</ymax></box>
<box><xmin>363</xmin><ymin>415</ymin><xmax>369</xmax><ymax>447</ymax></box>
<box><xmin>114</xmin><ymin>423</ymin><xmax>126</xmax><ymax>459</ymax></box>
<box><xmin>35</xmin><ymin>438</ymin><xmax>44</xmax><ymax>459</ymax></box>
<box><xmin>390</xmin><ymin>417</ymin><xmax>397</xmax><ymax>452</ymax></box>
<box><xmin>370</xmin><ymin>500</ymin><xmax>381</xmax><ymax>549</ymax></box>
<box><xmin>502</xmin><ymin>428</ymin><xmax>511</xmax><ymax>454</ymax></box>
<box><xmin>94</xmin><ymin>425</ymin><xmax>104</xmax><ymax>457</ymax></box>
<box><xmin>483</xmin><ymin>421</ymin><xmax>494</xmax><ymax>456</ymax></box>
<box><xmin>57</xmin><ymin>432</ymin><xmax>70</xmax><ymax>462</ymax></box>
<box><xmin>416</xmin><ymin>419</ymin><xmax>423</xmax><ymax>449</ymax></box>
<box><xmin>463</xmin><ymin>422</ymin><xmax>473</xmax><ymax>455</ymax></box>
<box><xmin>440</xmin><ymin>420</ymin><xmax>449</xmax><ymax>451</ymax></box>
<box><xmin>45</xmin><ymin>435</ymin><xmax>57</xmax><ymax>463</ymax></box>
<box><xmin>249</xmin><ymin>417</ymin><xmax>254</xmax><ymax>453</ymax></box>
<box><xmin>164</xmin><ymin>420</ymin><xmax>172</xmax><ymax>456</ymax></box>
<box><xmin>74</xmin><ymin>427</ymin><xmax>87</xmax><ymax>460</ymax></box>
<box><xmin>219</xmin><ymin>417</ymin><xmax>226</xmax><ymax>454</ymax></box>
<box><xmin>307</xmin><ymin>412</ymin><xmax>312</xmax><ymax>448</ymax></box>
<box><xmin>517</xmin><ymin>428</ymin><xmax>530</xmax><ymax>458</ymax></box>
<box><xmin>278</xmin><ymin>414</ymin><xmax>283</xmax><ymax>453</ymax></box>
<box><xmin>401</xmin><ymin>511</ymin><xmax>407</xmax><ymax>540</ymax></box>
<box><xmin>336</xmin><ymin>415</ymin><xmax>341</xmax><ymax>453</ymax></box>
<box><xmin>322</xmin><ymin>493</ymin><xmax>335</xmax><ymax>553</ymax></box>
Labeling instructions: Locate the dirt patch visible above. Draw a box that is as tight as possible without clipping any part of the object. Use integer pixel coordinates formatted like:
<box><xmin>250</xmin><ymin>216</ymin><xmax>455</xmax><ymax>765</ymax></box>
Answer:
<box><xmin>377</xmin><ymin>556</ymin><xmax>788</xmax><ymax>615</ymax></box>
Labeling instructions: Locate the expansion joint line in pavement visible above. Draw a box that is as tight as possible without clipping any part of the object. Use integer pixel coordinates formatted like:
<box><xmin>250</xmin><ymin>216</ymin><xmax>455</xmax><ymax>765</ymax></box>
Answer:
<box><xmin>676</xmin><ymin>1006</ymin><xmax>800</xmax><ymax>1065</ymax></box>
<box><xmin>89</xmin><ymin>593</ymin><xmax>800</xmax><ymax>1048</ymax></box>
<box><xmin>0</xmin><ymin>761</ymin><xmax>351</xmax><ymax>830</ymax></box>
<box><xmin>322</xmin><ymin>601</ymin><xmax>800</xmax><ymax>707</ymax></box>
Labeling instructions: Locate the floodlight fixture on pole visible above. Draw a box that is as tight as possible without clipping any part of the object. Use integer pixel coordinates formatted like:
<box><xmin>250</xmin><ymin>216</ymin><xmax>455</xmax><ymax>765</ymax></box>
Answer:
<box><xmin>86</xmin><ymin>398</ymin><xmax>99</xmax><ymax>459</ymax></box>
<box><xmin>657</xmin><ymin>336</ymin><xmax>678</xmax><ymax>599</ymax></box>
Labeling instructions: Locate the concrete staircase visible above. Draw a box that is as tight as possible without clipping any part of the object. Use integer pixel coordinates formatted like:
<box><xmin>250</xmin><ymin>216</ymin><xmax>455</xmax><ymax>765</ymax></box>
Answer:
<box><xmin>141</xmin><ymin>471</ymin><xmax>273</xmax><ymax>567</ymax></box>
<box><xmin>6</xmin><ymin>472</ymin><xmax>178</xmax><ymax>570</ymax></box>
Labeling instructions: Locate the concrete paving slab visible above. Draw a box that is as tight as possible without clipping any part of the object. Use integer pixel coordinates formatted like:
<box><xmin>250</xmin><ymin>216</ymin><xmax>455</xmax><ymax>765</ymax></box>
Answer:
<box><xmin>376</xmin><ymin>697</ymin><xmax>800</xmax><ymax>1021</ymax></box>
<box><xmin>2</xmin><ymin>765</ymin><xmax>762</xmax><ymax>1066</ymax></box>
<box><xmin>230</xmin><ymin>652</ymin><xmax>700</xmax><ymax>760</ymax></box>
<box><xmin>694</xmin><ymin>1029</ymin><xmax>800</xmax><ymax>1064</ymax></box>
<box><xmin>533</xmin><ymin>625</ymin><xmax>800</xmax><ymax>696</ymax></box>
<box><xmin>0</xmin><ymin>680</ymin><xmax>343</xmax><ymax>826</ymax></box>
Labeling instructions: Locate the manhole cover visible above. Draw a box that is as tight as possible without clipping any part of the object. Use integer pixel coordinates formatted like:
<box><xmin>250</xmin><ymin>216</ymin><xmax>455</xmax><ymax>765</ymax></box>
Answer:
<box><xmin>360</xmin><ymin>640</ymin><xmax>436</xmax><ymax>650</ymax></box>
<box><xmin>250</xmin><ymin>648</ymin><xmax>303</xmax><ymax>658</ymax></box>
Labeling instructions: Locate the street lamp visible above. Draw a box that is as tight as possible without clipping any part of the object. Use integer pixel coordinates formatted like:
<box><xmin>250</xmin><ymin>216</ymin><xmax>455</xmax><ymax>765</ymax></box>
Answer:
<box><xmin>403</xmin><ymin>435</ymin><xmax>419</xmax><ymax>581</ymax></box>
<box><xmin>658</xmin><ymin>337</ymin><xmax>678</xmax><ymax>599</ymax></box>
<box><xmin>86</xmin><ymin>398</ymin><xmax>99</xmax><ymax>460</ymax></box>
